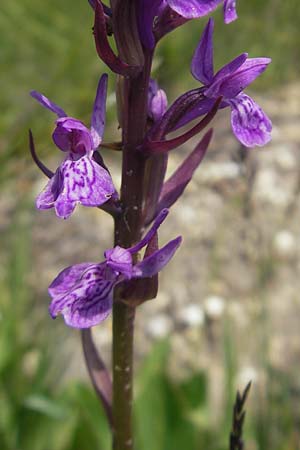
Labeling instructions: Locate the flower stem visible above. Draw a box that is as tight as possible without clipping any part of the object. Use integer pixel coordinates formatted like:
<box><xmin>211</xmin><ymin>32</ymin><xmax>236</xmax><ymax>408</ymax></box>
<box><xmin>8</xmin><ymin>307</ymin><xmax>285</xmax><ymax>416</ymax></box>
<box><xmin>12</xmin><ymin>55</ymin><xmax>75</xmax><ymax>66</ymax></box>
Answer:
<box><xmin>112</xmin><ymin>50</ymin><xmax>153</xmax><ymax>450</ymax></box>
<box><xmin>112</xmin><ymin>302</ymin><xmax>136</xmax><ymax>450</ymax></box>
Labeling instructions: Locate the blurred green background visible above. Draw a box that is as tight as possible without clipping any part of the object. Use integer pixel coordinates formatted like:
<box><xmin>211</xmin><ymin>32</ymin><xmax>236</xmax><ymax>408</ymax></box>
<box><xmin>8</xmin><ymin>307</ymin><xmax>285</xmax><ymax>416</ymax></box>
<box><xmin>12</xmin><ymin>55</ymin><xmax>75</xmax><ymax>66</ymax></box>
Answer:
<box><xmin>1</xmin><ymin>0</ymin><xmax>300</xmax><ymax>449</ymax></box>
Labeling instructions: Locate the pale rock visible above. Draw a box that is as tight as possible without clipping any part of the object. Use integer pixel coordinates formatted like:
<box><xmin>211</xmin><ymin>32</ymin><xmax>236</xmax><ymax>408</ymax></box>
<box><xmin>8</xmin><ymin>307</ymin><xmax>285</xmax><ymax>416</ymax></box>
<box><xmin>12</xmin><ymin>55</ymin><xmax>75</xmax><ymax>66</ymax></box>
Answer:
<box><xmin>204</xmin><ymin>295</ymin><xmax>225</xmax><ymax>319</ymax></box>
<box><xmin>273</xmin><ymin>230</ymin><xmax>296</xmax><ymax>259</ymax></box>
<box><xmin>177</xmin><ymin>303</ymin><xmax>205</xmax><ymax>327</ymax></box>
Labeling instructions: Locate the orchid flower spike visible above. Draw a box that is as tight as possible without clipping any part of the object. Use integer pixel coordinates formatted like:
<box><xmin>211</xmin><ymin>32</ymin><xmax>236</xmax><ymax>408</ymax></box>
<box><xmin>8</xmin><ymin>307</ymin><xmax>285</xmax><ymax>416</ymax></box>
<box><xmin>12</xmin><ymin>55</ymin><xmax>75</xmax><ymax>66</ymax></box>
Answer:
<box><xmin>30</xmin><ymin>75</ymin><xmax>116</xmax><ymax>219</ymax></box>
<box><xmin>178</xmin><ymin>18</ymin><xmax>272</xmax><ymax>147</ymax></box>
<box><xmin>138</xmin><ymin>0</ymin><xmax>237</xmax><ymax>49</ymax></box>
<box><xmin>48</xmin><ymin>209</ymin><xmax>182</xmax><ymax>328</ymax></box>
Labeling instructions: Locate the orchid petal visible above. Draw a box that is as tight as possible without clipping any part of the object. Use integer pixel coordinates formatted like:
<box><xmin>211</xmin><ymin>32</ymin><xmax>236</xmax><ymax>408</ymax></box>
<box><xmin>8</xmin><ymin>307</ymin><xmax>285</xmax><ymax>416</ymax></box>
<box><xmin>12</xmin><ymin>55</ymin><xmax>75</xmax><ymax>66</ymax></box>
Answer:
<box><xmin>30</xmin><ymin>91</ymin><xmax>67</xmax><ymax>117</ymax></box>
<box><xmin>91</xmin><ymin>74</ymin><xmax>108</xmax><ymax>148</ymax></box>
<box><xmin>209</xmin><ymin>57</ymin><xmax>271</xmax><ymax>99</ymax></box>
<box><xmin>49</xmin><ymin>263</ymin><xmax>115</xmax><ymax>328</ymax></box>
<box><xmin>53</xmin><ymin>118</ymin><xmax>94</xmax><ymax>154</ymax></box>
<box><xmin>191</xmin><ymin>18</ymin><xmax>214</xmax><ymax>84</ymax></box>
<box><xmin>229</xmin><ymin>93</ymin><xmax>272</xmax><ymax>147</ymax></box>
<box><xmin>105</xmin><ymin>246</ymin><xmax>133</xmax><ymax>278</ymax></box>
<box><xmin>207</xmin><ymin>53</ymin><xmax>247</xmax><ymax>93</ymax></box>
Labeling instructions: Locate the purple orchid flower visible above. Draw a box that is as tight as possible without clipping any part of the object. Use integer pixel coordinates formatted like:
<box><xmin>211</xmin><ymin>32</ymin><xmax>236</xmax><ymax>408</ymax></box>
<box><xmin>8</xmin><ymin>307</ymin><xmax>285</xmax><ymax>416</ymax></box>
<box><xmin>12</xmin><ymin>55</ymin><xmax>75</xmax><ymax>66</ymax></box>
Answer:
<box><xmin>48</xmin><ymin>209</ymin><xmax>182</xmax><ymax>328</ymax></box>
<box><xmin>177</xmin><ymin>18</ymin><xmax>272</xmax><ymax>147</ymax></box>
<box><xmin>138</xmin><ymin>0</ymin><xmax>237</xmax><ymax>49</ymax></box>
<box><xmin>148</xmin><ymin>79</ymin><xmax>168</xmax><ymax>122</ymax></box>
<box><xmin>30</xmin><ymin>74</ymin><xmax>115</xmax><ymax>219</ymax></box>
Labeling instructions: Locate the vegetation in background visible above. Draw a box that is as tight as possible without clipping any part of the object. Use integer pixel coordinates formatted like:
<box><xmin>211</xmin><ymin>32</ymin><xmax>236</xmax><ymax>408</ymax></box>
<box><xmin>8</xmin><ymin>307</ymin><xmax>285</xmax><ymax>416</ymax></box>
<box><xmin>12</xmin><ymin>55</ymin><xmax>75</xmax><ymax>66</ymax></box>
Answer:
<box><xmin>0</xmin><ymin>0</ymin><xmax>300</xmax><ymax>173</ymax></box>
<box><xmin>1</xmin><ymin>1</ymin><xmax>300</xmax><ymax>448</ymax></box>
<box><xmin>0</xmin><ymin>201</ymin><xmax>299</xmax><ymax>450</ymax></box>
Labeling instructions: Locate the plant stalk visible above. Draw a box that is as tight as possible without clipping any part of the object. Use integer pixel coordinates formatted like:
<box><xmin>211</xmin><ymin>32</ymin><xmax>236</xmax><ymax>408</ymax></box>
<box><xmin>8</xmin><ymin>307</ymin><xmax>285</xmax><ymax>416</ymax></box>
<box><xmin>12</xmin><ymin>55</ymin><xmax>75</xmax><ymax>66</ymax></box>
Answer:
<box><xmin>112</xmin><ymin>50</ymin><xmax>153</xmax><ymax>450</ymax></box>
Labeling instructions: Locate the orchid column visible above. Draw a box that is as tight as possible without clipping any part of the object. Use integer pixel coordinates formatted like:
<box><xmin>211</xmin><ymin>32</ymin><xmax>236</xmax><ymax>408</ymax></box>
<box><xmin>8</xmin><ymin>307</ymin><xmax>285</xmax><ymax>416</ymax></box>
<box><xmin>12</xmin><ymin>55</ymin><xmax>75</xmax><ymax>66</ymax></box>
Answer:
<box><xmin>29</xmin><ymin>0</ymin><xmax>272</xmax><ymax>449</ymax></box>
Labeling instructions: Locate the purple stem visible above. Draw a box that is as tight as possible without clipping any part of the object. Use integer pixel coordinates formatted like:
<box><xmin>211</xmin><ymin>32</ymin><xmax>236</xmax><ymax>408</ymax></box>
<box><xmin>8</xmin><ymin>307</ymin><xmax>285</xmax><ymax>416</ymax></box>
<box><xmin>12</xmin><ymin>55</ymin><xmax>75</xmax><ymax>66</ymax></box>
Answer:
<box><xmin>112</xmin><ymin>46</ymin><xmax>154</xmax><ymax>450</ymax></box>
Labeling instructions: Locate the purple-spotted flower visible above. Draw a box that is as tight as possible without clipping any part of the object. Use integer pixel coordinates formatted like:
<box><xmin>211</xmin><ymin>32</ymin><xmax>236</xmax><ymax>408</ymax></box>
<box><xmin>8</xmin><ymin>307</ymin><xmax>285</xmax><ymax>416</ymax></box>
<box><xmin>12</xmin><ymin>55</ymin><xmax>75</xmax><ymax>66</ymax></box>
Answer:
<box><xmin>30</xmin><ymin>74</ymin><xmax>115</xmax><ymax>219</ymax></box>
<box><xmin>138</xmin><ymin>0</ymin><xmax>237</xmax><ymax>49</ymax></box>
<box><xmin>177</xmin><ymin>18</ymin><xmax>272</xmax><ymax>147</ymax></box>
<box><xmin>48</xmin><ymin>209</ymin><xmax>182</xmax><ymax>328</ymax></box>
<box><xmin>148</xmin><ymin>79</ymin><xmax>168</xmax><ymax>122</ymax></box>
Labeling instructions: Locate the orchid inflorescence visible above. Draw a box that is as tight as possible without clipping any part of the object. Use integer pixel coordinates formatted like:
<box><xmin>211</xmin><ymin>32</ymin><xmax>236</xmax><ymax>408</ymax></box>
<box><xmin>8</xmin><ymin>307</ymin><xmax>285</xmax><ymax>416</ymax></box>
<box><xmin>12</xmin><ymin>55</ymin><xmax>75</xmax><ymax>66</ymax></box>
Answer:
<box><xmin>30</xmin><ymin>1</ymin><xmax>271</xmax><ymax>446</ymax></box>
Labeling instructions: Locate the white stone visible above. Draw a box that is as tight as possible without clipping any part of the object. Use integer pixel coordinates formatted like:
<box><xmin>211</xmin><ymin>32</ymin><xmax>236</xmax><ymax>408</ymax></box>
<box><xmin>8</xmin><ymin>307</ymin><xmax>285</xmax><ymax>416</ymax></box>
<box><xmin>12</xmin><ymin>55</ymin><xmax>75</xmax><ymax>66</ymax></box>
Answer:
<box><xmin>177</xmin><ymin>303</ymin><xmax>205</xmax><ymax>327</ymax></box>
<box><xmin>237</xmin><ymin>366</ymin><xmax>258</xmax><ymax>386</ymax></box>
<box><xmin>198</xmin><ymin>162</ymin><xmax>240</xmax><ymax>184</ymax></box>
<box><xmin>273</xmin><ymin>146</ymin><xmax>296</xmax><ymax>170</ymax></box>
<box><xmin>254</xmin><ymin>169</ymin><xmax>291</xmax><ymax>206</ymax></box>
<box><xmin>273</xmin><ymin>230</ymin><xmax>296</xmax><ymax>258</ymax></box>
<box><xmin>146</xmin><ymin>314</ymin><xmax>173</xmax><ymax>339</ymax></box>
<box><xmin>204</xmin><ymin>295</ymin><xmax>225</xmax><ymax>319</ymax></box>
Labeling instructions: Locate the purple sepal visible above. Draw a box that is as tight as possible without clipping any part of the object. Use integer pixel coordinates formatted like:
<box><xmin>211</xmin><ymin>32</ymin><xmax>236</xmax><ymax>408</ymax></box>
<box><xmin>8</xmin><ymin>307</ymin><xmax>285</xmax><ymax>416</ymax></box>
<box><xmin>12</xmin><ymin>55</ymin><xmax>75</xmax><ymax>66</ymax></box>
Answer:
<box><xmin>36</xmin><ymin>156</ymin><xmax>115</xmax><ymax>219</ymax></box>
<box><xmin>155</xmin><ymin>129</ymin><xmax>213</xmax><ymax>215</ymax></box>
<box><xmin>129</xmin><ymin>208</ymin><xmax>169</xmax><ymax>253</ymax></box>
<box><xmin>229</xmin><ymin>93</ymin><xmax>272</xmax><ymax>147</ymax></box>
<box><xmin>30</xmin><ymin>91</ymin><xmax>67</xmax><ymax>118</ymax></box>
<box><xmin>224</xmin><ymin>0</ymin><xmax>237</xmax><ymax>23</ymax></box>
<box><xmin>168</xmin><ymin>0</ymin><xmax>221</xmax><ymax>18</ymax></box>
<box><xmin>49</xmin><ymin>263</ymin><xmax>115</xmax><ymax>328</ymax></box>
<box><xmin>191</xmin><ymin>17</ymin><xmax>214</xmax><ymax>84</ymax></box>
<box><xmin>133</xmin><ymin>236</ymin><xmax>182</xmax><ymax>278</ymax></box>
<box><xmin>91</xmin><ymin>74</ymin><xmax>108</xmax><ymax>148</ymax></box>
